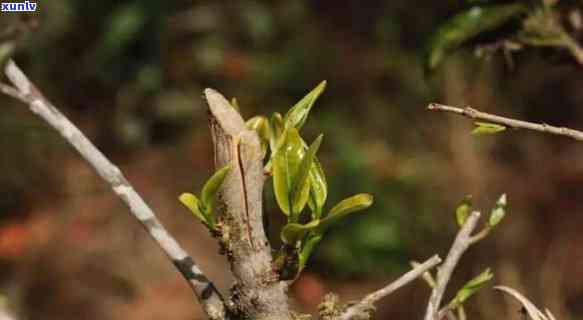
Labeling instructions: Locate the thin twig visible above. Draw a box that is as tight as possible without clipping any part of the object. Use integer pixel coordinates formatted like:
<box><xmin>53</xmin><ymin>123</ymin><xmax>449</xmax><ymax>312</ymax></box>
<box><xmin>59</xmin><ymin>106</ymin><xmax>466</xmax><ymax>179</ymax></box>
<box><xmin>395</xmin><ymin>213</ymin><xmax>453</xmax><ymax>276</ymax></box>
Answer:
<box><xmin>563</xmin><ymin>33</ymin><xmax>583</xmax><ymax>67</ymax></box>
<box><xmin>1</xmin><ymin>60</ymin><xmax>228</xmax><ymax>320</ymax></box>
<box><xmin>0</xmin><ymin>81</ymin><xmax>25</xmax><ymax>101</ymax></box>
<box><xmin>424</xmin><ymin>211</ymin><xmax>482</xmax><ymax>320</ymax></box>
<box><xmin>427</xmin><ymin>103</ymin><xmax>583</xmax><ymax>142</ymax></box>
<box><xmin>337</xmin><ymin>255</ymin><xmax>442</xmax><ymax>320</ymax></box>
<box><xmin>469</xmin><ymin>226</ymin><xmax>491</xmax><ymax>245</ymax></box>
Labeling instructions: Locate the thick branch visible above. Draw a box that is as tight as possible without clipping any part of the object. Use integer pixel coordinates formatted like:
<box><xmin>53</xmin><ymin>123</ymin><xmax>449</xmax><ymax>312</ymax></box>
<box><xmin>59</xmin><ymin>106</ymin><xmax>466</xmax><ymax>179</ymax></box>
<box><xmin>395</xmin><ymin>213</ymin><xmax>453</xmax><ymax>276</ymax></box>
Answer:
<box><xmin>424</xmin><ymin>211</ymin><xmax>482</xmax><ymax>320</ymax></box>
<box><xmin>337</xmin><ymin>255</ymin><xmax>442</xmax><ymax>320</ymax></box>
<box><xmin>205</xmin><ymin>89</ymin><xmax>291</xmax><ymax>320</ymax></box>
<box><xmin>1</xmin><ymin>60</ymin><xmax>227</xmax><ymax>320</ymax></box>
<box><xmin>427</xmin><ymin>103</ymin><xmax>583</xmax><ymax>142</ymax></box>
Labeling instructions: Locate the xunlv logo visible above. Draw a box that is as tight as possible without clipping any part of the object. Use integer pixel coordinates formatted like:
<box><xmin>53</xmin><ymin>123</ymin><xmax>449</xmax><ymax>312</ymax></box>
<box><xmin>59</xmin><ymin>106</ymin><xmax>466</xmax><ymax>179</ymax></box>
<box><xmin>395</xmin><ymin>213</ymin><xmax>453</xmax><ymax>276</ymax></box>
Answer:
<box><xmin>1</xmin><ymin>1</ymin><xmax>37</xmax><ymax>12</ymax></box>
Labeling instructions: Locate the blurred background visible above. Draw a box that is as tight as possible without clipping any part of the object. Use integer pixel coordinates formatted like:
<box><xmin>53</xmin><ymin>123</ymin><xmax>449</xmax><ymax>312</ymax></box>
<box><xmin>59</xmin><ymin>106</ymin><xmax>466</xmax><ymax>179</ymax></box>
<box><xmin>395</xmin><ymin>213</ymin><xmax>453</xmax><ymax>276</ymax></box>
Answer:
<box><xmin>1</xmin><ymin>1</ymin><xmax>583</xmax><ymax>319</ymax></box>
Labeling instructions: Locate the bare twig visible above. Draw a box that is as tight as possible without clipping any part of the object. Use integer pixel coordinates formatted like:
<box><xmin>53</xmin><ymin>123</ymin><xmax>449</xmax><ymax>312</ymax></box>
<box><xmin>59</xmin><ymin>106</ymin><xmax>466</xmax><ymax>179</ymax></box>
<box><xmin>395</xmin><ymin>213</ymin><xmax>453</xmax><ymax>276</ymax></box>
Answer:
<box><xmin>494</xmin><ymin>286</ymin><xmax>557</xmax><ymax>320</ymax></box>
<box><xmin>563</xmin><ymin>33</ymin><xmax>583</xmax><ymax>67</ymax></box>
<box><xmin>427</xmin><ymin>103</ymin><xmax>583</xmax><ymax>142</ymax></box>
<box><xmin>337</xmin><ymin>255</ymin><xmax>442</xmax><ymax>320</ymax></box>
<box><xmin>0</xmin><ymin>60</ymin><xmax>228</xmax><ymax>320</ymax></box>
<box><xmin>424</xmin><ymin>211</ymin><xmax>482</xmax><ymax>320</ymax></box>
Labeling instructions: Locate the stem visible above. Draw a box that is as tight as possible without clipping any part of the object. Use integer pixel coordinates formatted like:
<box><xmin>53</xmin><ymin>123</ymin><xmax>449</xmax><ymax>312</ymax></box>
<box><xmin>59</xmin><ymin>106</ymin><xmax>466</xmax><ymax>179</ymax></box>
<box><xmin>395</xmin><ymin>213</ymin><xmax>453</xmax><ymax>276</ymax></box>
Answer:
<box><xmin>0</xmin><ymin>60</ymin><xmax>228</xmax><ymax>320</ymax></box>
<box><xmin>427</xmin><ymin>103</ymin><xmax>583</xmax><ymax>142</ymax></box>
<box><xmin>206</xmin><ymin>88</ymin><xmax>291</xmax><ymax>320</ymax></box>
<box><xmin>424</xmin><ymin>211</ymin><xmax>482</xmax><ymax>320</ymax></box>
<box><xmin>562</xmin><ymin>33</ymin><xmax>583</xmax><ymax>67</ymax></box>
<box><xmin>336</xmin><ymin>255</ymin><xmax>442</xmax><ymax>320</ymax></box>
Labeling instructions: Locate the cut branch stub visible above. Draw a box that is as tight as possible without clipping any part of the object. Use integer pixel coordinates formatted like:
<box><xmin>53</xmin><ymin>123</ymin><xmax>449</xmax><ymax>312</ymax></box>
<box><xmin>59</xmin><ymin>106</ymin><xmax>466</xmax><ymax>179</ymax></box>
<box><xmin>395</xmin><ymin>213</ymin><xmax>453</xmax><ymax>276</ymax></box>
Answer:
<box><xmin>205</xmin><ymin>88</ymin><xmax>291</xmax><ymax>320</ymax></box>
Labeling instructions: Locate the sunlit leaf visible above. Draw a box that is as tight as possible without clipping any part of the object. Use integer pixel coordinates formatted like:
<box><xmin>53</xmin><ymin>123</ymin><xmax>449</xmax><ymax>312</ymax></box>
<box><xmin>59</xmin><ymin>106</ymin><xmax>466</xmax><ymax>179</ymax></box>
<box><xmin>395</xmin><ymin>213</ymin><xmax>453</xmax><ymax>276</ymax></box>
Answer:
<box><xmin>179</xmin><ymin>193</ymin><xmax>209</xmax><ymax>227</ymax></box>
<box><xmin>299</xmin><ymin>232</ymin><xmax>324</xmax><ymax>271</ymax></box>
<box><xmin>273</xmin><ymin>128</ymin><xmax>306</xmax><ymax>216</ymax></box>
<box><xmin>290</xmin><ymin>134</ymin><xmax>323</xmax><ymax>220</ymax></box>
<box><xmin>308</xmin><ymin>156</ymin><xmax>328</xmax><ymax>219</ymax></box>
<box><xmin>247</xmin><ymin>115</ymin><xmax>271</xmax><ymax>157</ymax></box>
<box><xmin>201</xmin><ymin>165</ymin><xmax>231</xmax><ymax>218</ymax></box>
<box><xmin>456</xmin><ymin>195</ymin><xmax>473</xmax><ymax>227</ymax></box>
<box><xmin>247</xmin><ymin>116</ymin><xmax>271</xmax><ymax>142</ymax></box>
<box><xmin>269</xmin><ymin>112</ymin><xmax>285</xmax><ymax>152</ymax></box>
<box><xmin>450</xmin><ymin>268</ymin><xmax>493</xmax><ymax>308</ymax></box>
<box><xmin>426</xmin><ymin>4</ymin><xmax>528</xmax><ymax>70</ymax></box>
<box><xmin>281</xmin><ymin>220</ymin><xmax>320</xmax><ymax>245</ymax></box>
<box><xmin>283</xmin><ymin>81</ymin><xmax>327</xmax><ymax>130</ymax></box>
<box><xmin>489</xmin><ymin>193</ymin><xmax>507</xmax><ymax>227</ymax></box>
<box><xmin>471</xmin><ymin>122</ymin><xmax>507</xmax><ymax>135</ymax></box>
<box><xmin>318</xmin><ymin>194</ymin><xmax>373</xmax><ymax>231</ymax></box>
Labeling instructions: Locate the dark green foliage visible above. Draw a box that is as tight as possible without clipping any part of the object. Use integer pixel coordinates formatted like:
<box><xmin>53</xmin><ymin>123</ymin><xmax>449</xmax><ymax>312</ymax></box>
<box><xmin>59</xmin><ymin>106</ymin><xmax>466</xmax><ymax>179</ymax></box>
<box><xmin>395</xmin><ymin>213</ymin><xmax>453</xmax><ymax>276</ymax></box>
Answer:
<box><xmin>426</xmin><ymin>3</ymin><xmax>528</xmax><ymax>70</ymax></box>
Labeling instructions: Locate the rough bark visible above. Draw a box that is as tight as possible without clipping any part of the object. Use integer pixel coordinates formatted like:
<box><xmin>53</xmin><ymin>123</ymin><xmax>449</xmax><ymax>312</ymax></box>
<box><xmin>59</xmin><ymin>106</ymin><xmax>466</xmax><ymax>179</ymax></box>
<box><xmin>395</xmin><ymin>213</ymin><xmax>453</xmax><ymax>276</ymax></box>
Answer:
<box><xmin>205</xmin><ymin>89</ymin><xmax>291</xmax><ymax>320</ymax></box>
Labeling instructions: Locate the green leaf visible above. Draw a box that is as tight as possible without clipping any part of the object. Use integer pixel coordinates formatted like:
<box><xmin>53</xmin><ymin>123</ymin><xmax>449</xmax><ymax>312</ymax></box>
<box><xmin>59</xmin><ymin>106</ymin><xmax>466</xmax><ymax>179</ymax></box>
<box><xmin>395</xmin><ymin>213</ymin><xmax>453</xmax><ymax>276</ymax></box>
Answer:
<box><xmin>456</xmin><ymin>195</ymin><xmax>473</xmax><ymax>227</ymax></box>
<box><xmin>319</xmin><ymin>194</ymin><xmax>373</xmax><ymax>231</ymax></box>
<box><xmin>269</xmin><ymin>112</ymin><xmax>285</xmax><ymax>152</ymax></box>
<box><xmin>290</xmin><ymin>135</ymin><xmax>323</xmax><ymax>220</ymax></box>
<box><xmin>247</xmin><ymin>115</ymin><xmax>271</xmax><ymax>157</ymax></box>
<box><xmin>308</xmin><ymin>156</ymin><xmax>328</xmax><ymax>219</ymax></box>
<box><xmin>201</xmin><ymin>165</ymin><xmax>231</xmax><ymax>217</ymax></box>
<box><xmin>246</xmin><ymin>116</ymin><xmax>271</xmax><ymax>142</ymax></box>
<box><xmin>471</xmin><ymin>122</ymin><xmax>507</xmax><ymax>135</ymax></box>
<box><xmin>281</xmin><ymin>220</ymin><xmax>321</xmax><ymax>245</ymax></box>
<box><xmin>489</xmin><ymin>193</ymin><xmax>507</xmax><ymax>227</ymax></box>
<box><xmin>283</xmin><ymin>81</ymin><xmax>327</xmax><ymax>130</ymax></box>
<box><xmin>426</xmin><ymin>4</ymin><xmax>528</xmax><ymax>70</ymax></box>
<box><xmin>273</xmin><ymin>128</ymin><xmax>306</xmax><ymax>216</ymax></box>
<box><xmin>450</xmin><ymin>268</ymin><xmax>493</xmax><ymax>308</ymax></box>
<box><xmin>179</xmin><ymin>193</ymin><xmax>209</xmax><ymax>227</ymax></box>
<box><xmin>299</xmin><ymin>232</ymin><xmax>324</xmax><ymax>271</ymax></box>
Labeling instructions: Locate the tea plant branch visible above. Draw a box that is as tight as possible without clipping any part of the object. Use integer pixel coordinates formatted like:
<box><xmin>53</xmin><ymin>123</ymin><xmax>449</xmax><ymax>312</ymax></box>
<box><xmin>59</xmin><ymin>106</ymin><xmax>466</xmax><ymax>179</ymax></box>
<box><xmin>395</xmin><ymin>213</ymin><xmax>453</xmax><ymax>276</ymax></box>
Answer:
<box><xmin>205</xmin><ymin>88</ymin><xmax>292</xmax><ymax>320</ymax></box>
<box><xmin>427</xmin><ymin>103</ymin><xmax>583</xmax><ymax>142</ymax></box>
<box><xmin>424</xmin><ymin>211</ymin><xmax>482</xmax><ymax>320</ymax></box>
<box><xmin>336</xmin><ymin>254</ymin><xmax>442</xmax><ymax>320</ymax></box>
<box><xmin>0</xmin><ymin>60</ymin><xmax>228</xmax><ymax>320</ymax></box>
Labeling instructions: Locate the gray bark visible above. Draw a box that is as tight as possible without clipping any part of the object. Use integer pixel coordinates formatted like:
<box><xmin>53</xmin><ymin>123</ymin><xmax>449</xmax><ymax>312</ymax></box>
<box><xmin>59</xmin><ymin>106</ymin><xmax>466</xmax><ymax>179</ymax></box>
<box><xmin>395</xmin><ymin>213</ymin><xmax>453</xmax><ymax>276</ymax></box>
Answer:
<box><xmin>205</xmin><ymin>88</ymin><xmax>291</xmax><ymax>320</ymax></box>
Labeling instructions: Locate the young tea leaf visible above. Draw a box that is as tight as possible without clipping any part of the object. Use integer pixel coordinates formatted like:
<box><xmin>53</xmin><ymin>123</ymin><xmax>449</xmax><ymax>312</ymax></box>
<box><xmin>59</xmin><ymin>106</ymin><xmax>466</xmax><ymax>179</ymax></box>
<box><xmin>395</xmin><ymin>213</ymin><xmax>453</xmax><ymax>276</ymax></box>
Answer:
<box><xmin>281</xmin><ymin>220</ymin><xmax>320</xmax><ymax>245</ymax></box>
<box><xmin>283</xmin><ymin>81</ymin><xmax>327</xmax><ymax>130</ymax></box>
<box><xmin>273</xmin><ymin>128</ymin><xmax>306</xmax><ymax>216</ymax></box>
<box><xmin>247</xmin><ymin>116</ymin><xmax>270</xmax><ymax>142</ymax></box>
<box><xmin>489</xmin><ymin>193</ymin><xmax>507</xmax><ymax>227</ymax></box>
<box><xmin>456</xmin><ymin>195</ymin><xmax>473</xmax><ymax>227</ymax></box>
<box><xmin>426</xmin><ymin>4</ymin><xmax>528</xmax><ymax>70</ymax></box>
<box><xmin>299</xmin><ymin>232</ymin><xmax>324</xmax><ymax>271</ymax></box>
<box><xmin>318</xmin><ymin>194</ymin><xmax>373</xmax><ymax>231</ymax></box>
<box><xmin>308</xmin><ymin>156</ymin><xmax>328</xmax><ymax>219</ymax></box>
<box><xmin>247</xmin><ymin>115</ymin><xmax>271</xmax><ymax>157</ymax></box>
<box><xmin>290</xmin><ymin>134</ymin><xmax>323</xmax><ymax>221</ymax></box>
<box><xmin>269</xmin><ymin>112</ymin><xmax>285</xmax><ymax>153</ymax></box>
<box><xmin>201</xmin><ymin>165</ymin><xmax>231</xmax><ymax>216</ymax></box>
<box><xmin>179</xmin><ymin>193</ymin><xmax>209</xmax><ymax>227</ymax></box>
<box><xmin>450</xmin><ymin>268</ymin><xmax>494</xmax><ymax>308</ymax></box>
<box><xmin>471</xmin><ymin>122</ymin><xmax>507</xmax><ymax>135</ymax></box>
